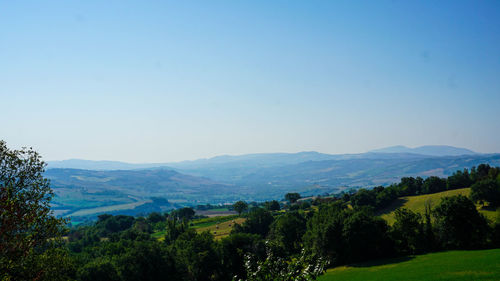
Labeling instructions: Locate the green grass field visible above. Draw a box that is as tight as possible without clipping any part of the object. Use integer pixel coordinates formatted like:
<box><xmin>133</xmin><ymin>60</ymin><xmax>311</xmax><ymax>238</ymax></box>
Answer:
<box><xmin>68</xmin><ymin>199</ymin><xmax>152</xmax><ymax>217</ymax></box>
<box><xmin>195</xmin><ymin>217</ymin><xmax>246</xmax><ymax>240</ymax></box>
<box><xmin>318</xmin><ymin>248</ymin><xmax>500</xmax><ymax>281</ymax></box>
<box><xmin>191</xmin><ymin>214</ymin><xmax>239</xmax><ymax>228</ymax></box>
<box><xmin>379</xmin><ymin>188</ymin><xmax>498</xmax><ymax>224</ymax></box>
<box><xmin>151</xmin><ymin>215</ymin><xmax>244</xmax><ymax>241</ymax></box>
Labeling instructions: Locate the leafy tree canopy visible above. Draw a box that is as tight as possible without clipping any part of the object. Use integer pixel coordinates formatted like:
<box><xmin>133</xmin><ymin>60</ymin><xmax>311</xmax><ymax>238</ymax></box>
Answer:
<box><xmin>0</xmin><ymin>140</ymin><xmax>71</xmax><ymax>280</ymax></box>
<box><xmin>233</xmin><ymin>200</ymin><xmax>248</xmax><ymax>216</ymax></box>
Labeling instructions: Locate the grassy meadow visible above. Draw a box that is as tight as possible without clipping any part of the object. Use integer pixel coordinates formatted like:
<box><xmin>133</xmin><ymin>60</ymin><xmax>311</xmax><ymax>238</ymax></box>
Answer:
<box><xmin>152</xmin><ymin>214</ymin><xmax>245</xmax><ymax>241</ymax></box>
<box><xmin>318</xmin><ymin>248</ymin><xmax>500</xmax><ymax>281</ymax></box>
<box><xmin>195</xmin><ymin>217</ymin><xmax>246</xmax><ymax>240</ymax></box>
<box><xmin>378</xmin><ymin>188</ymin><xmax>498</xmax><ymax>224</ymax></box>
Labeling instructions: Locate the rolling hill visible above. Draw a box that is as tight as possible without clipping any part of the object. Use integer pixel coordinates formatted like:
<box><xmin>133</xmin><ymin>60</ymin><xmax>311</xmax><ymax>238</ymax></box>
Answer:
<box><xmin>319</xmin><ymin>249</ymin><xmax>500</xmax><ymax>281</ymax></box>
<box><xmin>45</xmin><ymin>147</ymin><xmax>500</xmax><ymax>221</ymax></box>
<box><xmin>46</xmin><ymin>168</ymin><xmax>238</xmax><ymax>219</ymax></box>
<box><xmin>378</xmin><ymin>188</ymin><xmax>499</xmax><ymax>224</ymax></box>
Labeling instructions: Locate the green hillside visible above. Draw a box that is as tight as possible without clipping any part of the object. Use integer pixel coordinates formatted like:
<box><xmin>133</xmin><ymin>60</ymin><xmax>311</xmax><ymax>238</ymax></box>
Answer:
<box><xmin>318</xmin><ymin>249</ymin><xmax>500</xmax><ymax>281</ymax></box>
<box><xmin>378</xmin><ymin>188</ymin><xmax>498</xmax><ymax>224</ymax></box>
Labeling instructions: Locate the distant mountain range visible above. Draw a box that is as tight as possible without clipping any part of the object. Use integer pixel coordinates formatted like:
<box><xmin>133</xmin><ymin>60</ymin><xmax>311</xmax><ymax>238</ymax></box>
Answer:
<box><xmin>46</xmin><ymin>145</ymin><xmax>478</xmax><ymax>170</ymax></box>
<box><xmin>368</xmin><ymin>145</ymin><xmax>476</xmax><ymax>156</ymax></box>
<box><xmin>46</xmin><ymin>145</ymin><xmax>500</xmax><ymax>220</ymax></box>
<box><xmin>46</xmin><ymin>159</ymin><xmax>171</xmax><ymax>170</ymax></box>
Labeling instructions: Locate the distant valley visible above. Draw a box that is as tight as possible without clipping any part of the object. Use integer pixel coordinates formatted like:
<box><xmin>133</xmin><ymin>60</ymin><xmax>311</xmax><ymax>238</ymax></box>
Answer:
<box><xmin>46</xmin><ymin>145</ymin><xmax>500</xmax><ymax>220</ymax></box>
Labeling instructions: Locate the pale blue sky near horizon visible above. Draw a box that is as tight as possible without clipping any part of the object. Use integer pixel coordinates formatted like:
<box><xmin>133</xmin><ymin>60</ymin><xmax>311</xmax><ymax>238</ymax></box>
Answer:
<box><xmin>1</xmin><ymin>1</ymin><xmax>499</xmax><ymax>162</ymax></box>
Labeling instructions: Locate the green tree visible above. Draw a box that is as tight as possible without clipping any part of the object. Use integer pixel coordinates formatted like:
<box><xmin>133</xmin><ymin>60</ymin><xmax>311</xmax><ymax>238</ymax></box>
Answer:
<box><xmin>342</xmin><ymin>210</ymin><xmax>392</xmax><ymax>263</ymax></box>
<box><xmin>433</xmin><ymin>195</ymin><xmax>489</xmax><ymax>249</ymax></box>
<box><xmin>164</xmin><ymin>217</ymin><xmax>188</xmax><ymax>244</ymax></box>
<box><xmin>304</xmin><ymin>202</ymin><xmax>392</xmax><ymax>265</ymax></box>
<box><xmin>265</xmin><ymin>200</ymin><xmax>281</xmax><ymax>211</ymax></box>
<box><xmin>351</xmin><ymin>188</ymin><xmax>376</xmax><ymax>208</ymax></box>
<box><xmin>269</xmin><ymin>212</ymin><xmax>306</xmax><ymax>255</ymax></box>
<box><xmin>285</xmin><ymin>192</ymin><xmax>301</xmax><ymax>204</ymax></box>
<box><xmin>303</xmin><ymin>202</ymin><xmax>348</xmax><ymax>264</ymax></box>
<box><xmin>470</xmin><ymin>178</ymin><xmax>500</xmax><ymax>207</ymax></box>
<box><xmin>77</xmin><ymin>257</ymin><xmax>119</xmax><ymax>281</ymax></box>
<box><xmin>422</xmin><ymin>176</ymin><xmax>447</xmax><ymax>194</ymax></box>
<box><xmin>390</xmin><ymin>208</ymin><xmax>425</xmax><ymax>255</ymax></box>
<box><xmin>238</xmin><ymin>208</ymin><xmax>274</xmax><ymax>237</ymax></box>
<box><xmin>399</xmin><ymin>177</ymin><xmax>423</xmax><ymax>196</ymax></box>
<box><xmin>0</xmin><ymin>141</ymin><xmax>71</xmax><ymax>281</ymax></box>
<box><xmin>172</xmin><ymin>207</ymin><xmax>195</xmax><ymax>221</ymax></box>
<box><xmin>116</xmin><ymin>241</ymin><xmax>177</xmax><ymax>281</ymax></box>
<box><xmin>219</xmin><ymin>233</ymin><xmax>264</xmax><ymax>280</ymax></box>
<box><xmin>446</xmin><ymin>169</ymin><xmax>472</xmax><ymax>190</ymax></box>
<box><xmin>233</xmin><ymin>201</ymin><xmax>248</xmax><ymax>216</ymax></box>
<box><xmin>172</xmin><ymin>230</ymin><xmax>221</xmax><ymax>281</ymax></box>
<box><xmin>147</xmin><ymin>212</ymin><xmax>164</xmax><ymax>223</ymax></box>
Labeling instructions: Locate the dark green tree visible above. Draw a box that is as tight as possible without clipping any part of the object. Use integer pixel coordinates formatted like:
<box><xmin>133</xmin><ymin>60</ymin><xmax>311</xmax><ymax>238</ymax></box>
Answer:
<box><xmin>342</xmin><ymin>210</ymin><xmax>392</xmax><ymax>263</ymax></box>
<box><xmin>172</xmin><ymin>230</ymin><xmax>221</xmax><ymax>281</ymax></box>
<box><xmin>233</xmin><ymin>200</ymin><xmax>248</xmax><ymax>216</ymax></box>
<box><xmin>77</xmin><ymin>257</ymin><xmax>120</xmax><ymax>281</ymax></box>
<box><xmin>115</xmin><ymin>241</ymin><xmax>177</xmax><ymax>281</ymax></box>
<box><xmin>0</xmin><ymin>141</ymin><xmax>71</xmax><ymax>281</ymax></box>
<box><xmin>269</xmin><ymin>211</ymin><xmax>307</xmax><ymax>255</ymax></box>
<box><xmin>303</xmin><ymin>202</ymin><xmax>347</xmax><ymax>264</ymax></box>
<box><xmin>304</xmin><ymin>202</ymin><xmax>392</xmax><ymax>265</ymax></box>
<box><xmin>147</xmin><ymin>212</ymin><xmax>164</xmax><ymax>223</ymax></box>
<box><xmin>446</xmin><ymin>169</ymin><xmax>472</xmax><ymax>190</ymax></box>
<box><xmin>219</xmin><ymin>233</ymin><xmax>264</xmax><ymax>280</ymax></box>
<box><xmin>351</xmin><ymin>188</ymin><xmax>376</xmax><ymax>208</ymax></box>
<box><xmin>285</xmin><ymin>192</ymin><xmax>301</xmax><ymax>204</ymax></box>
<box><xmin>422</xmin><ymin>176</ymin><xmax>447</xmax><ymax>194</ymax></box>
<box><xmin>470</xmin><ymin>178</ymin><xmax>500</xmax><ymax>207</ymax></box>
<box><xmin>164</xmin><ymin>217</ymin><xmax>188</xmax><ymax>244</ymax></box>
<box><xmin>238</xmin><ymin>208</ymin><xmax>274</xmax><ymax>237</ymax></box>
<box><xmin>173</xmin><ymin>207</ymin><xmax>196</xmax><ymax>221</ymax></box>
<box><xmin>265</xmin><ymin>200</ymin><xmax>281</xmax><ymax>211</ymax></box>
<box><xmin>433</xmin><ymin>195</ymin><xmax>489</xmax><ymax>249</ymax></box>
<box><xmin>390</xmin><ymin>208</ymin><xmax>425</xmax><ymax>254</ymax></box>
<box><xmin>398</xmin><ymin>177</ymin><xmax>423</xmax><ymax>196</ymax></box>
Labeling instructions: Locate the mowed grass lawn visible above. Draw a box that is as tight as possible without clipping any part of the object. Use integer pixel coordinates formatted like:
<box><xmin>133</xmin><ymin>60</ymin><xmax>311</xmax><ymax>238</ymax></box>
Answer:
<box><xmin>318</xmin><ymin>248</ymin><xmax>500</xmax><ymax>281</ymax></box>
<box><xmin>379</xmin><ymin>188</ymin><xmax>498</xmax><ymax>224</ymax></box>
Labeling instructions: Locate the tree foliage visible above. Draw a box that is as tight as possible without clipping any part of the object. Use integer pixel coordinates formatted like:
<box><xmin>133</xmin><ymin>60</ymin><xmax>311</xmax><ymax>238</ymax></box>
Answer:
<box><xmin>233</xmin><ymin>201</ymin><xmax>248</xmax><ymax>216</ymax></box>
<box><xmin>284</xmin><ymin>192</ymin><xmax>301</xmax><ymax>204</ymax></box>
<box><xmin>390</xmin><ymin>208</ymin><xmax>425</xmax><ymax>255</ymax></box>
<box><xmin>3</xmin><ymin>141</ymin><xmax>498</xmax><ymax>281</ymax></box>
<box><xmin>471</xmin><ymin>178</ymin><xmax>500</xmax><ymax>207</ymax></box>
<box><xmin>433</xmin><ymin>195</ymin><xmax>489</xmax><ymax>249</ymax></box>
<box><xmin>0</xmin><ymin>141</ymin><xmax>71</xmax><ymax>280</ymax></box>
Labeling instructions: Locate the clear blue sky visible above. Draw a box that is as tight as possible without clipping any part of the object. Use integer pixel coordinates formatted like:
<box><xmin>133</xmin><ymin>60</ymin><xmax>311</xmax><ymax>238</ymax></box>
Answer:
<box><xmin>1</xmin><ymin>1</ymin><xmax>499</xmax><ymax>162</ymax></box>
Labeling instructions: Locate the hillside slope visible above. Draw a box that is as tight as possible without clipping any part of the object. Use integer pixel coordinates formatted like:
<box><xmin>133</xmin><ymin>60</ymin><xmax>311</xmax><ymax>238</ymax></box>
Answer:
<box><xmin>46</xmin><ymin>168</ymin><xmax>237</xmax><ymax>218</ymax></box>
<box><xmin>378</xmin><ymin>188</ymin><xmax>498</xmax><ymax>224</ymax></box>
<box><xmin>319</xmin><ymin>249</ymin><xmax>500</xmax><ymax>281</ymax></box>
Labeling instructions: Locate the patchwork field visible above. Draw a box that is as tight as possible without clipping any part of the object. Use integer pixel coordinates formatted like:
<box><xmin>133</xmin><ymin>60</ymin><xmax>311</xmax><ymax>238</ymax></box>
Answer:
<box><xmin>68</xmin><ymin>200</ymin><xmax>152</xmax><ymax>217</ymax></box>
<box><xmin>195</xmin><ymin>208</ymin><xmax>237</xmax><ymax>217</ymax></box>
<box><xmin>378</xmin><ymin>188</ymin><xmax>498</xmax><ymax>224</ymax></box>
<box><xmin>318</xmin><ymin>249</ymin><xmax>500</xmax><ymax>281</ymax></box>
<box><xmin>195</xmin><ymin>217</ymin><xmax>246</xmax><ymax>240</ymax></box>
<box><xmin>152</xmin><ymin>215</ymin><xmax>245</xmax><ymax>241</ymax></box>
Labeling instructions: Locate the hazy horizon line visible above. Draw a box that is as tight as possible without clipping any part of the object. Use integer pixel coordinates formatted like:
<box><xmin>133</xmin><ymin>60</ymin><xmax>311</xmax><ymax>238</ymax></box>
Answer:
<box><xmin>43</xmin><ymin>144</ymin><xmax>497</xmax><ymax>164</ymax></box>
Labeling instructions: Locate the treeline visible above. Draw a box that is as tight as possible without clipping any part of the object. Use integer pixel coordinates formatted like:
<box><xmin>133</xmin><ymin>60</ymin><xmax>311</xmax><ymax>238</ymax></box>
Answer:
<box><xmin>345</xmin><ymin>164</ymin><xmax>500</xmax><ymax>211</ymax></box>
<box><xmin>65</xmin><ymin>206</ymin><xmax>324</xmax><ymax>281</ymax></box>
